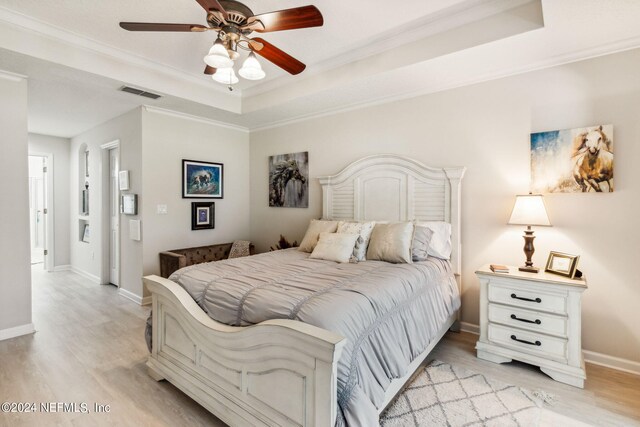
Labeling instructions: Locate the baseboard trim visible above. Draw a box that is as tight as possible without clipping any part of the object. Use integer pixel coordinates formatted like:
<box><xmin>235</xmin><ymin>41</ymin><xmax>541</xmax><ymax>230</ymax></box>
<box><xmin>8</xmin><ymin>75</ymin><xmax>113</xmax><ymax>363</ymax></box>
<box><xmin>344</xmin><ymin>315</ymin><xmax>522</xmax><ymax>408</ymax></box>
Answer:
<box><xmin>141</xmin><ymin>296</ymin><xmax>152</xmax><ymax>306</ymax></box>
<box><xmin>458</xmin><ymin>321</ymin><xmax>640</xmax><ymax>376</ymax></box>
<box><xmin>0</xmin><ymin>323</ymin><xmax>35</xmax><ymax>342</ymax></box>
<box><xmin>53</xmin><ymin>264</ymin><xmax>71</xmax><ymax>272</ymax></box>
<box><xmin>119</xmin><ymin>288</ymin><xmax>148</xmax><ymax>306</ymax></box>
<box><xmin>583</xmin><ymin>350</ymin><xmax>640</xmax><ymax>376</ymax></box>
<box><xmin>70</xmin><ymin>266</ymin><xmax>101</xmax><ymax>283</ymax></box>
<box><xmin>460</xmin><ymin>321</ymin><xmax>480</xmax><ymax>335</ymax></box>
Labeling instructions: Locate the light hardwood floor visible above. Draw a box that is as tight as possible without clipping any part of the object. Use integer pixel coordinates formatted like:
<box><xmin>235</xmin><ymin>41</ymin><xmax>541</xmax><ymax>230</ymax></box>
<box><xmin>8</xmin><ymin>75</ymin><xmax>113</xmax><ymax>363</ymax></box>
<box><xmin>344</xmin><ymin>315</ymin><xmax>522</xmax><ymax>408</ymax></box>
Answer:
<box><xmin>0</xmin><ymin>267</ymin><xmax>638</xmax><ymax>426</ymax></box>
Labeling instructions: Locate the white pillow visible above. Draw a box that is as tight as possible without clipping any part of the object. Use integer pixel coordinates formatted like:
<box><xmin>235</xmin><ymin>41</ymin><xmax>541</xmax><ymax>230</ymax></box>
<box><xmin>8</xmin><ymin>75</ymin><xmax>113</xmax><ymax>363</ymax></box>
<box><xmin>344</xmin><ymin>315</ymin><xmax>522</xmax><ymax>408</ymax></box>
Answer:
<box><xmin>298</xmin><ymin>220</ymin><xmax>339</xmax><ymax>253</ymax></box>
<box><xmin>412</xmin><ymin>225</ymin><xmax>434</xmax><ymax>262</ymax></box>
<box><xmin>415</xmin><ymin>221</ymin><xmax>451</xmax><ymax>259</ymax></box>
<box><xmin>336</xmin><ymin>221</ymin><xmax>375</xmax><ymax>261</ymax></box>
<box><xmin>309</xmin><ymin>232</ymin><xmax>359</xmax><ymax>263</ymax></box>
<box><xmin>366</xmin><ymin>222</ymin><xmax>414</xmax><ymax>264</ymax></box>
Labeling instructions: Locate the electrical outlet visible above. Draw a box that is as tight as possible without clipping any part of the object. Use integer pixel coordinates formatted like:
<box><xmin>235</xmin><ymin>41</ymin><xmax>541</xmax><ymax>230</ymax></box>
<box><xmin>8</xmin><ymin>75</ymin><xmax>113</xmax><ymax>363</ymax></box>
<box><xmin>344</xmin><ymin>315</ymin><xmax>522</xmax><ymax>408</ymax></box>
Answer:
<box><xmin>157</xmin><ymin>204</ymin><xmax>168</xmax><ymax>215</ymax></box>
<box><xmin>91</xmin><ymin>251</ymin><xmax>95</xmax><ymax>260</ymax></box>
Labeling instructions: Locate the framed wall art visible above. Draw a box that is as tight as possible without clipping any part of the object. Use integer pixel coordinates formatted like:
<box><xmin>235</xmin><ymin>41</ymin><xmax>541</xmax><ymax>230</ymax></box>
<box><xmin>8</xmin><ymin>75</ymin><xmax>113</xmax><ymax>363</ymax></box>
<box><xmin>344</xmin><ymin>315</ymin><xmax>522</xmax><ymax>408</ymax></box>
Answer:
<box><xmin>268</xmin><ymin>151</ymin><xmax>308</xmax><ymax>208</ymax></box>
<box><xmin>531</xmin><ymin>124</ymin><xmax>613</xmax><ymax>193</ymax></box>
<box><xmin>191</xmin><ymin>202</ymin><xmax>215</xmax><ymax>230</ymax></box>
<box><xmin>182</xmin><ymin>159</ymin><xmax>223</xmax><ymax>199</ymax></box>
<box><xmin>121</xmin><ymin>194</ymin><xmax>138</xmax><ymax>215</ymax></box>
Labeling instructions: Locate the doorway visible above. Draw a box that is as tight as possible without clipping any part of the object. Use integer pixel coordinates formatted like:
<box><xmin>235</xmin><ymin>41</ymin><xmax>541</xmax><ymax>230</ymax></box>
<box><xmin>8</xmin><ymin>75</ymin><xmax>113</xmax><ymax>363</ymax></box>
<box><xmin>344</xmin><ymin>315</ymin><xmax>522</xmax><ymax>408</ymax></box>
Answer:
<box><xmin>28</xmin><ymin>153</ymin><xmax>53</xmax><ymax>270</ymax></box>
<box><xmin>101</xmin><ymin>140</ymin><xmax>120</xmax><ymax>287</ymax></box>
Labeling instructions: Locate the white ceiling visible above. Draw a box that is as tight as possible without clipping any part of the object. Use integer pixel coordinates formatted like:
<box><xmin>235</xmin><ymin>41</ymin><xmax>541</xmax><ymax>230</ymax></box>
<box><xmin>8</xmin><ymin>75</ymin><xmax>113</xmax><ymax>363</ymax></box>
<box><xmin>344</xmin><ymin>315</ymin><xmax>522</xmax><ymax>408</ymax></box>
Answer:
<box><xmin>1</xmin><ymin>0</ymin><xmax>640</xmax><ymax>136</ymax></box>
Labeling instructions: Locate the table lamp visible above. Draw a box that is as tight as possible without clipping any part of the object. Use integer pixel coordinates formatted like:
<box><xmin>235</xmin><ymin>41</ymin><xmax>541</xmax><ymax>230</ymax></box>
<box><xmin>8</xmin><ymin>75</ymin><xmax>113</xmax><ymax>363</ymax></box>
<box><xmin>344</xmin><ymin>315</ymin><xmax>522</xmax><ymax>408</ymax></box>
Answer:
<box><xmin>508</xmin><ymin>193</ymin><xmax>551</xmax><ymax>273</ymax></box>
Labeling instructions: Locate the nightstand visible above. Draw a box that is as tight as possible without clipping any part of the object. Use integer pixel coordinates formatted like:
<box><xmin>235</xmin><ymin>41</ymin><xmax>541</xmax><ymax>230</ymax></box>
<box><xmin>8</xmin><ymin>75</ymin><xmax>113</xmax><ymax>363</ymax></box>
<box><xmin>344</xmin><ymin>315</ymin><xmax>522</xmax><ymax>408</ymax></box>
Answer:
<box><xmin>475</xmin><ymin>264</ymin><xmax>587</xmax><ymax>388</ymax></box>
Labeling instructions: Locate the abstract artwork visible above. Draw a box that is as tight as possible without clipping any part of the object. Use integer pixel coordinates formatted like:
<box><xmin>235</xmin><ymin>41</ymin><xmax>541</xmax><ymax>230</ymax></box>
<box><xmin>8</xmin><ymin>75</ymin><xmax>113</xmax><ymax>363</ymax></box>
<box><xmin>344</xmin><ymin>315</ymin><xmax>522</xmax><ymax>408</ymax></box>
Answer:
<box><xmin>269</xmin><ymin>151</ymin><xmax>309</xmax><ymax>208</ymax></box>
<box><xmin>531</xmin><ymin>124</ymin><xmax>613</xmax><ymax>193</ymax></box>
<box><xmin>182</xmin><ymin>159</ymin><xmax>223</xmax><ymax>198</ymax></box>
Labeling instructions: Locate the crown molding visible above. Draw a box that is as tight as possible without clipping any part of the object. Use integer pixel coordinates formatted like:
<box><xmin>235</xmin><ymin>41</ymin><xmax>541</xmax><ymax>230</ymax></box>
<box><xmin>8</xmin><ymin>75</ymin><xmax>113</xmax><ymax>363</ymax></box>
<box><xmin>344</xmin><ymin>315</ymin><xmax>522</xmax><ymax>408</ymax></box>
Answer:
<box><xmin>143</xmin><ymin>105</ymin><xmax>249</xmax><ymax>133</ymax></box>
<box><xmin>0</xmin><ymin>6</ymin><xmax>226</xmax><ymax>94</ymax></box>
<box><xmin>0</xmin><ymin>68</ymin><xmax>27</xmax><ymax>82</ymax></box>
<box><xmin>249</xmin><ymin>36</ymin><xmax>640</xmax><ymax>132</ymax></box>
<box><xmin>242</xmin><ymin>0</ymin><xmax>536</xmax><ymax>98</ymax></box>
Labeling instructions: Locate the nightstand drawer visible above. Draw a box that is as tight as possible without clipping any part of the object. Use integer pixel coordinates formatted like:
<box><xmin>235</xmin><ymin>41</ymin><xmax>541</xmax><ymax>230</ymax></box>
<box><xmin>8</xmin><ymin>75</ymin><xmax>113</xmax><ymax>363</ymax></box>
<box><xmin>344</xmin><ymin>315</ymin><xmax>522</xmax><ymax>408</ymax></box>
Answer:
<box><xmin>488</xmin><ymin>324</ymin><xmax>567</xmax><ymax>362</ymax></box>
<box><xmin>488</xmin><ymin>304</ymin><xmax>567</xmax><ymax>338</ymax></box>
<box><xmin>488</xmin><ymin>282</ymin><xmax>567</xmax><ymax>314</ymax></box>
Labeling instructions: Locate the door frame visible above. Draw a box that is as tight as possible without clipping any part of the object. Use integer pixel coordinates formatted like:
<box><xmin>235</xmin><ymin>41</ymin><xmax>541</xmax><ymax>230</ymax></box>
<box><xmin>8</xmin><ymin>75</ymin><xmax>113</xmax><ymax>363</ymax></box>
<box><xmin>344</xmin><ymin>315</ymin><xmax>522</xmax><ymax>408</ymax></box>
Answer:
<box><xmin>100</xmin><ymin>139</ymin><xmax>120</xmax><ymax>287</ymax></box>
<box><xmin>28</xmin><ymin>151</ymin><xmax>54</xmax><ymax>272</ymax></box>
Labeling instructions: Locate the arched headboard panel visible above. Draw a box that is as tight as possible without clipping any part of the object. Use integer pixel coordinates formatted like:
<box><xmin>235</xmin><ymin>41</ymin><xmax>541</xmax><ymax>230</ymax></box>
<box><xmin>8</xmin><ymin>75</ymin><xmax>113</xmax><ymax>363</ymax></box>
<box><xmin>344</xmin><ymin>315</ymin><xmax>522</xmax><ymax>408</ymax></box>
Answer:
<box><xmin>318</xmin><ymin>154</ymin><xmax>466</xmax><ymax>278</ymax></box>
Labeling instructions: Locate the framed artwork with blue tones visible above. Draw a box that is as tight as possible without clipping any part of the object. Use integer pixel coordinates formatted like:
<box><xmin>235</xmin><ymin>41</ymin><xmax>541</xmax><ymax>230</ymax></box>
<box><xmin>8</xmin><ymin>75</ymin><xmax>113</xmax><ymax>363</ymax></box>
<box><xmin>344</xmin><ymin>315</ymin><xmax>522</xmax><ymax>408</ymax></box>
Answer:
<box><xmin>191</xmin><ymin>202</ymin><xmax>215</xmax><ymax>230</ymax></box>
<box><xmin>182</xmin><ymin>159</ymin><xmax>223</xmax><ymax>198</ymax></box>
<box><xmin>268</xmin><ymin>151</ymin><xmax>309</xmax><ymax>208</ymax></box>
<box><xmin>531</xmin><ymin>124</ymin><xmax>613</xmax><ymax>193</ymax></box>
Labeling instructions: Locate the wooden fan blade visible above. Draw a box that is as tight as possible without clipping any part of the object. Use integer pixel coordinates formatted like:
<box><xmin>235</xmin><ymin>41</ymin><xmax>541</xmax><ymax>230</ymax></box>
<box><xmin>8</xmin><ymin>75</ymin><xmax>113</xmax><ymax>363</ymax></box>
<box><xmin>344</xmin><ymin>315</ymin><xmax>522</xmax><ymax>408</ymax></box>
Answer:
<box><xmin>250</xmin><ymin>38</ymin><xmax>305</xmax><ymax>75</ymax></box>
<box><xmin>204</xmin><ymin>65</ymin><xmax>217</xmax><ymax>75</ymax></box>
<box><xmin>195</xmin><ymin>0</ymin><xmax>228</xmax><ymax>19</ymax></box>
<box><xmin>247</xmin><ymin>6</ymin><xmax>323</xmax><ymax>33</ymax></box>
<box><xmin>119</xmin><ymin>22</ymin><xmax>209</xmax><ymax>32</ymax></box>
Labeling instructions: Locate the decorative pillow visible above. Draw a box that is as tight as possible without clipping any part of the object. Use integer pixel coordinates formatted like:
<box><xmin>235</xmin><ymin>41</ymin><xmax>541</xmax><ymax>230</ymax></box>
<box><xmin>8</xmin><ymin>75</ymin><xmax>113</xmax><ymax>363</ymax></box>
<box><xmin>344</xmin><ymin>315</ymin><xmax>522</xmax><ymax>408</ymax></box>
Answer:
<box><xmin>309</xmin><ymin>232</ymin><xmax>359</xmax><ymax>263</ymax></box>
<box><xmin>228</xmin><ymin>240</ymin><xmax>251</xmax><ymax>259</ymax></box>
<box><xmin>298</xmin><ymin>219</ymin><xmax>339</xmax><ymax>253</ymax></box>
<box><xmin>411</xmin><ymin>226</ymin><xmax>434</xmax><ymax>262</ymax></box>
<box><xmin>415</xmin><ymin>221</ymin><xmax>452</xmax><ymax>259</ymax></box>
<box><xmin>366</xmin><ymin>222</ymin><xmax>414</xmax><ymax>264</ymax></box>
<box><xmin>336</xmin><ymin>221</ymin><xmax>375</xmax><ymax>261</ymax></box>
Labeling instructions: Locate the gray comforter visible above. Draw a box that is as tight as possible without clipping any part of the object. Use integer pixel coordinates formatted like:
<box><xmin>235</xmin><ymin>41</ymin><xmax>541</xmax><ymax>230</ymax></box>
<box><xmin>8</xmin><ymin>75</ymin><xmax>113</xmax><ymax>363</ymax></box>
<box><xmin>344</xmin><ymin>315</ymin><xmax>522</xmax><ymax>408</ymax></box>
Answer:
<box><xmin>167</xmin><ymin>248</ymin><xmax>460</xmax><ymax>426</ymax></box>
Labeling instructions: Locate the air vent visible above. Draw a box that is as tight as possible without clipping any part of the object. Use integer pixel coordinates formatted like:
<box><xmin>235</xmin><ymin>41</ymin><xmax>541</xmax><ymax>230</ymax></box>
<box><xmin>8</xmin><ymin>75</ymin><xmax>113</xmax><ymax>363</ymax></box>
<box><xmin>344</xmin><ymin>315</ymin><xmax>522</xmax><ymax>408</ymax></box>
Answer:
<box><xmin>119</xmin><ymin>86</ymin><xmax>162</xmax><ymax>100</ymax></box>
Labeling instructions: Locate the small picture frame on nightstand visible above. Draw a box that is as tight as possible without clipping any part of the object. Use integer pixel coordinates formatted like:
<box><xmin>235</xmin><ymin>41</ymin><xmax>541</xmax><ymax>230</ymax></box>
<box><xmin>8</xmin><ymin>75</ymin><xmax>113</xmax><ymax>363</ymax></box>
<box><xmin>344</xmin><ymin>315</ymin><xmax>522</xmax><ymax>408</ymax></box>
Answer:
<box><xmin>545</xmin><ymin>251</ymin><xmax>580</xmax><ymax>278</ymax></box>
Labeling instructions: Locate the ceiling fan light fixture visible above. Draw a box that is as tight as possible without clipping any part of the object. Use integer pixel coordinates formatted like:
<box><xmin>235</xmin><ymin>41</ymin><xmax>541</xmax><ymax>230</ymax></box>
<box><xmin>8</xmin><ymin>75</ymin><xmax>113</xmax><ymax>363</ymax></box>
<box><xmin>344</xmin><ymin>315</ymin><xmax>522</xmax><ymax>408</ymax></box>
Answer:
<box><xmin>238</xmin><ymin>52</ymin><xmax>266</xmax><ymax>80</ymax></box>
<box><xmin>212</xmin><ymin>67</ymin><xmax>239</xmax><ymax>85</ymax></box>
<box><xmin>204</xmin><ymin>37</ymin><xmax>233</xmax><ymax>69</ymax></box>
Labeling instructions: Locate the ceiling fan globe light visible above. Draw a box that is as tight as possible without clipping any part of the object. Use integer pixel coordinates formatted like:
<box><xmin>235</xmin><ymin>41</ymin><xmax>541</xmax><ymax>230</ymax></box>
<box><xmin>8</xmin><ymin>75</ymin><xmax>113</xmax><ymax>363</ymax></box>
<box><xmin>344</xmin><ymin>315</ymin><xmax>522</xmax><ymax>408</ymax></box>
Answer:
<box><xmin>212</xmin><ymin>67</ymin><xmax>239</xmax><ymax>85</ymax></box>
<box><xmin>204</xmin><ymin>40</ymin><xmax>233</xmax><ymax>68</ymax></box>
<box><xmin>238</xmin><ymin>53</ymin><xmax>266</xmax><ymax>80</ymax></box>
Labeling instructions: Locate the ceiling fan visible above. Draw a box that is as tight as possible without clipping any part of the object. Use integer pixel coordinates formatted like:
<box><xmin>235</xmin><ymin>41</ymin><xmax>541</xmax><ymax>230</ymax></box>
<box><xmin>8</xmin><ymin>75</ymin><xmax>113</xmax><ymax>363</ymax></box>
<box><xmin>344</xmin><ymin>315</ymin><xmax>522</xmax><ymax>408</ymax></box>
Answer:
<box><xmin>119</xmin><ymin>0</ymin><xmax>323</xmax><ymax>89</ymax></box>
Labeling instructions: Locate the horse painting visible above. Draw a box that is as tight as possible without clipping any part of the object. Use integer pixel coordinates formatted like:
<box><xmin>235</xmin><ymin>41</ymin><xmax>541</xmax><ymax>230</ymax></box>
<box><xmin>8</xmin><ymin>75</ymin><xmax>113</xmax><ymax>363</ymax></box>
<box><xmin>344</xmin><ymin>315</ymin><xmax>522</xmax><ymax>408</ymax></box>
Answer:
<box><xmin>182</xmin><ymin>160</ymin><xmax>223</xmax><ymax>198</ymax></box>
<box><xmin>571</xmin><ymin>126</ymin><xmax>614</xmax><ymax>192</ymax></box>
<box><xmin>531</xmin><ymin>125</ymin><xmax>614</xmax><ymax>193</ymax></box>
<box><xmin>268</xmin><ymin>152</ymin><xmax>309</xmax><ymax>208</ymax></box>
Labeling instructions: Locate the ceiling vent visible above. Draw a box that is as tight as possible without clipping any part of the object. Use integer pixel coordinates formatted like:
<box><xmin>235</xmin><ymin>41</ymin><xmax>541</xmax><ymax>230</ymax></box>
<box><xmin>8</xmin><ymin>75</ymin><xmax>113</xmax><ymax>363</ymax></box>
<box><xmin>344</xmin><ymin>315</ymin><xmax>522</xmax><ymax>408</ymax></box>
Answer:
<box><xmin>119</xmin><ymin>86</ymin><xmax>162</xmax><ymax>100</ymax></box>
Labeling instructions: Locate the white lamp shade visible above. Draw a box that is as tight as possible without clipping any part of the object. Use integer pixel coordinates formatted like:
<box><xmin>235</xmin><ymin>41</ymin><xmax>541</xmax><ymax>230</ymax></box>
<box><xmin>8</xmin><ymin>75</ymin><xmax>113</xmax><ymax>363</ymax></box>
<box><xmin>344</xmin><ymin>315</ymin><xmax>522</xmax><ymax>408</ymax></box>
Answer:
<box><xmin>212</xmin><ymin>67</ymin><xmax>239</xmax><ymax>85</ymax></box>
<box><xmin>238</xmin><ymin>53</ymin><xmax>265</xmax><ymax>80</ymax></box>
<box><xmin>508</xmin><ymin>194</ymin><xmax>551</xmax><ymax>226</ymax></box>
<box><xmin>204</xmin><ymin>40</ymin><xmax>233</xmax><ymax>69</ymax></box>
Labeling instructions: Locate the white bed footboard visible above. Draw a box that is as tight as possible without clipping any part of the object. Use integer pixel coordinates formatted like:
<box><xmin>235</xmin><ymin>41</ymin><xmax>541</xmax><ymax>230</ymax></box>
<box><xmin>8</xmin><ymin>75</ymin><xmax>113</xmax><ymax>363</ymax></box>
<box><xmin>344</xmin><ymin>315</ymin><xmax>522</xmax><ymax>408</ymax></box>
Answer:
<box><xmin>144</xmin><ymin>275</ymin><xmax>347</xmax><ymax>427</ymax></box>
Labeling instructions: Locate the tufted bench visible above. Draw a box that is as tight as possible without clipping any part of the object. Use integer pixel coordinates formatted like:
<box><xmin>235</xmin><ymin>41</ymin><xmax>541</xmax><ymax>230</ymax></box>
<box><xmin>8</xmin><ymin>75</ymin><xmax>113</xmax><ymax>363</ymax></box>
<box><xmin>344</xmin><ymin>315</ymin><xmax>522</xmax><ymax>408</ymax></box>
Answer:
<box><xmin>159</xmin><ymin>242</ymin><xmax>254</xmax><ymax>278</ymax></box>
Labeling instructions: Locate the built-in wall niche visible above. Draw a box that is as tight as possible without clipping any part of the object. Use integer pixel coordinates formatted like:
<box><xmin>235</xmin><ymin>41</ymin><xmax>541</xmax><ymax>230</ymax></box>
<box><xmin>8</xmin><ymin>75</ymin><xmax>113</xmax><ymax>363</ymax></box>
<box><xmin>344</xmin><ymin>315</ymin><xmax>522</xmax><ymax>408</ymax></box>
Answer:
<box><xmin>79</xmin><ymin>219</ymin><xmax>89</xmax><ymax>243</ymax></box>
<box><xmin>78</xmin><ymin>143</ymin><xmax>90</xmax><ymax>242</ymax></box>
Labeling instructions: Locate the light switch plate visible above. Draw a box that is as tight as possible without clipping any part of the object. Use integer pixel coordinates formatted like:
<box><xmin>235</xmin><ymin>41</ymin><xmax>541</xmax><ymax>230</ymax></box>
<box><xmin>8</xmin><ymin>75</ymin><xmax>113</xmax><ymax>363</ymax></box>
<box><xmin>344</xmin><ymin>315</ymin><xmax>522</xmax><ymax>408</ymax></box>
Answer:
<box><xmin>157</xmin><ymin>204</ymin><xmax>167</xmax><ymax>214</ymax></box>
<box><xmin>129</xmin><ymin>219</ymin><xmax>141</xmax><ymax>241</ymax></box>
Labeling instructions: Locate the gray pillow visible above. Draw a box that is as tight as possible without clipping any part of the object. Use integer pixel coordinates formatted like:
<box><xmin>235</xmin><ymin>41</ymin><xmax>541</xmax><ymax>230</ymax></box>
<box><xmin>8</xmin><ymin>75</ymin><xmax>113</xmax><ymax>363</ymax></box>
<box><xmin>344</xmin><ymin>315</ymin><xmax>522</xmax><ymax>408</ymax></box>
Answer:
<box><xmin>412</xmin><ymin>226</ymin><xmax>434</xmax><ymax>261</ymax></box>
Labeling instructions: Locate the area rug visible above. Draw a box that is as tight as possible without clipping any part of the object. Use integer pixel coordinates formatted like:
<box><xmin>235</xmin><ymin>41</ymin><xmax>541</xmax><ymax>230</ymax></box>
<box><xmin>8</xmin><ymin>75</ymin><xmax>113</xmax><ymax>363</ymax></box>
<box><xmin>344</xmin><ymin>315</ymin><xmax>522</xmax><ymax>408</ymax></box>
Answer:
<box><xmin>380</xmin><ymin>360</ymin><xmax>544</xmax><ymax>426</ymax></box>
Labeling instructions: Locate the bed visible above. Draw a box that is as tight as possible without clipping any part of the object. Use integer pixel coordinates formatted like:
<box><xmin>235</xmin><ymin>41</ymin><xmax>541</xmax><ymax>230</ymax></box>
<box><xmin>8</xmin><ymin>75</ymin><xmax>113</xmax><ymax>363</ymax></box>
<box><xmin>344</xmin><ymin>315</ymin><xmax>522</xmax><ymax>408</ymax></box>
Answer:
<box><xmin>143</xmin><ymin>154</ymin><xmax>466</xmax><ymax>426</ymax></box>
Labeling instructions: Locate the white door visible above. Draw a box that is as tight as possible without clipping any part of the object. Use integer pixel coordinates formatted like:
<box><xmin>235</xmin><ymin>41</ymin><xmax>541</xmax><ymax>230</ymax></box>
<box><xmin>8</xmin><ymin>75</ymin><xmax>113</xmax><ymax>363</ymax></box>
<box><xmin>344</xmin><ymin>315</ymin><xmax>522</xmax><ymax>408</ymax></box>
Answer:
<box><xmin>28</xmin><ymin>156</ymin><xmax>46</xmax><ymax>267</ymax></box>
<box><xmin>109</xmin><ymin>148</ymin><xmax>120</xmax><ymax>286</ymax></box>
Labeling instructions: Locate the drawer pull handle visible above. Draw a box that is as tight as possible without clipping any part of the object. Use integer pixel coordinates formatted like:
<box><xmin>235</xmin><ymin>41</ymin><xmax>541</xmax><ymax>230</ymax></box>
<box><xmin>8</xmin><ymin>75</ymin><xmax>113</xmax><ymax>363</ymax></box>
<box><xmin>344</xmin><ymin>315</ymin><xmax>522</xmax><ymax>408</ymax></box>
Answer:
<box><xmin>510</xmin><ymin>314</ymin><xmax>541</xmax><ymax>325</ymax></box>
<box><xmin>510</xmin><ymin>335</ymin><xmax>541</xmax><ymax>346</ymax></box>
<box><xmin>511</xmin><ymin>293</ymin><xmax>541</xmax><ymax>303</ymax></box>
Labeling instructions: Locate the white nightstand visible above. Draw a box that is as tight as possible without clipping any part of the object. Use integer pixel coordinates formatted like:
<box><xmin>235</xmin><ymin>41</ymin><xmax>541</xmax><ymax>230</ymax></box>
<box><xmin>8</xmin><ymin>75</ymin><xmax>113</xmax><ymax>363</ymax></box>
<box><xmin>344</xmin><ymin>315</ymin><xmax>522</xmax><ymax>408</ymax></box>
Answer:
<box><xmin>475</xmin><ymin>265</ymin><xmax>587</xmax><ymax>388</ymax></box>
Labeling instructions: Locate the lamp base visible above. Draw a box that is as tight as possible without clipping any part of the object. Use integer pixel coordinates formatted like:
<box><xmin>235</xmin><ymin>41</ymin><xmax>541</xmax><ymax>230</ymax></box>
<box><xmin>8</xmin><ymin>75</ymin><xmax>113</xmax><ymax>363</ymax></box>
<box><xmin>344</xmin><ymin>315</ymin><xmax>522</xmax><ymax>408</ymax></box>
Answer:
<box><xmin>518</xmin><ymin>266</ymin><xmax>540</xmax><ymax>273</ymax></box>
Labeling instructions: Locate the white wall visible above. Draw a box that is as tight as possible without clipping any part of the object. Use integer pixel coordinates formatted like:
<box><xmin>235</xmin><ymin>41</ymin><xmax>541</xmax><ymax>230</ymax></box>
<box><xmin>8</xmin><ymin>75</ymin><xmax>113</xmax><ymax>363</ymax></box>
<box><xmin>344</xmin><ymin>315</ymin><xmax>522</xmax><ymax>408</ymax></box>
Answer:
<box><xmin>141</xmin><ymin>109</ymin><xmax>251</xmax><ymax>285</ymax></box>
<box><xmin>70</xmin><ymin>109</ymin><xmax>143</xmax><ymax>300</ymax></box>
<box><xmin>28</xmin><ymin>133</ymin><xmax>70</xmax><ymax>268</ymax></box>
<box><xmin>0</xmin><ymin>74</ymin><xmax>33</xmax><ymax>337</ymax></box>
<box><xmin>250</xmin><ymin>48</ymin><xmax>640</xmax><ymax>364</ymax></box>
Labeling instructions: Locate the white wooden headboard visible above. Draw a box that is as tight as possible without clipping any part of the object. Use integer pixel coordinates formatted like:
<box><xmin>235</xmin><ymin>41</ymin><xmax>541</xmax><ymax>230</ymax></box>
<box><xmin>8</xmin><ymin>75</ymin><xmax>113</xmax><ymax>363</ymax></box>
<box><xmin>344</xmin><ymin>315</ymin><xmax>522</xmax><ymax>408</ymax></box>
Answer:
<box><xmin>318</xmin><ymin>154</ymin><xmax>466</xmax><ymax>276</ymax></box>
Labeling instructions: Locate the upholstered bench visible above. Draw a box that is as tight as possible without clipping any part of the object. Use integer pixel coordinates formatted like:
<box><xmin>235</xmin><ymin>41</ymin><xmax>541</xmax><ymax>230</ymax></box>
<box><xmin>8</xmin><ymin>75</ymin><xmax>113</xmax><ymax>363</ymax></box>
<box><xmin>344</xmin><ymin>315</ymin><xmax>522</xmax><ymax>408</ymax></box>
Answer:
<box><xmin>159</xmin><ymin>241</ymin><xmax>254</xmax><ymax>278</ymax></box>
